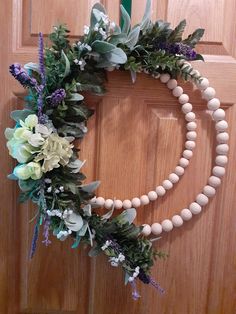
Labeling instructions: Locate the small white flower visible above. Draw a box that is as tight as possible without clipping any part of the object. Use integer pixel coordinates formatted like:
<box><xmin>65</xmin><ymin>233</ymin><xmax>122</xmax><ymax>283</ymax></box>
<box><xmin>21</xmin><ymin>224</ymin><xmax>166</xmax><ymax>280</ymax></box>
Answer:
<box><xmin>44</xmin><ymin>178</ymin><xmax>52</xmax><ymax>184</ymax></box>
<box><xmin>128</xmin><ymin>276</ymin><xmax>134</xmax><ymax>282</ymax></box>
<box><xmin>110</xmin><ymin>21</ymin><xmax>116</xmax><ymax>30</ymax></box>
<box><xmin>59</xmin><ymin>186</ymin><xmax>64</xmax><ymax>192</ymax></box>
<box><xmin>47</xmin><ymin>186</ymin><xmax>52</xmax><ymax>193</ymax></box>
<box><xmin>83</xmin><ymin>25</ymin><xmax>90</xmax><ymax>35</ymax></box>
<box><xmin>74</xmin><ymin>59</ymin><xmax>79</xmax><ymax>64</ymax></box>
<box><xmin>111</xmin><ymin>261</ymin><xmax>118</xmax><ymax>267</ymax></box>
<box><xmin>55</xmin><ymin>189</ymin><xmax>60</xmax><ymax>194</ymax></box>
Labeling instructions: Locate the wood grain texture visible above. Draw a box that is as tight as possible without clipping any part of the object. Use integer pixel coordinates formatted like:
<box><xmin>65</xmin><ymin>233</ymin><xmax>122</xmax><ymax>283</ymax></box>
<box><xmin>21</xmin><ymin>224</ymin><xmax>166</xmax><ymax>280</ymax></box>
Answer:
<box><xmin>0</xmin><ymin>0</ymin><xmax>236</xmax><ymax>313</ymax></box>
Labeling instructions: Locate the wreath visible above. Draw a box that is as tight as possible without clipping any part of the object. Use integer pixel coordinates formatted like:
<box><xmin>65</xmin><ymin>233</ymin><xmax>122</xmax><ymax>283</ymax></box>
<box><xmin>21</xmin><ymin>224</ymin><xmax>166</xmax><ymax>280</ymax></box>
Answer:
<box><xmin>6</xmin><ymin>1</ymin><xmax>228</xmax><ymax>300</ymax></box>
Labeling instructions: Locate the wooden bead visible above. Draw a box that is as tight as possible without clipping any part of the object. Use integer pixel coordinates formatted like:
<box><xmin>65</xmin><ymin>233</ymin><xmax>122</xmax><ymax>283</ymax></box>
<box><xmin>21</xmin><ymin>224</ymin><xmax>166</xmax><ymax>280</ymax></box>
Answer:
<box><xmin>89</xmin><ymin>197</ymin><xmax>96</xmax><ymax>204</ymax></box>
<box><xmin>160</xmin><ymin>73</ymin><xmax>170</xmax><ymax>83</ymax></box>
<box><xmin>156</xmin><ymin>185</ymin><xmax>166</xmax><ymax>196</ymax></box>
<box><xmin>212</xmin><ymin>108</ymin><xmax>225</xmax><ymax>121</ymax></box>
<box><xmin>185</xmin><ymin>112</ymin><xmax>196</xmax><ymax>122</ymax></box>
<box><xmin>161</xmin><ymin>219</ymin><xmax>173</xmax><ymax>232</ymax></box>
<box><xmin>179</xmin><ymin>94</ymin><xmax>189</xmax><ymax>104</ymax></box>
<box><xmin>175</xmin><ymin>166</ymin><xmax>185</xmax><ymax>176</ymax></box>
<box><xmin>196</xmin><ymin>193</ymin><xmax>209</xmax><ymax>206</ymax></box>
<box><xmin>179</xmin><ymin>158</ymin><xmax>189</xmax><ymax>168</ymax></box>
<box><xmin>140</xmin><ymin>195</ymin><xmax>150</xmax><ymax>205</ymax></box>
<box><xmin>181</xmin><ymin>208</ymin><xmax>192</xmax><ymax>221</ymax></box>
<box><xmin>172</xmin><ymin>86</ymin><xmax>183</xmax><ymax>97</ymax></box>
<box><xmin>114</xmin><ymin>199</ymin><xmax>123</xmax><ymax>209</ymax></box>
<box><xmin>216</xmin><ymin>132</ymin><xmax>229</xmax><ymax>143</ymax></box>
<box><xmin>162</xmin><ymin>180</ymin><xmax>173</xmax><ymax>190</ymax></box>
<box><xmin>123</xmin><ymin>199</ymin><xmax>132</xmax><ymax>209</ymax></box>
<box><xmin>196</xmin><ymin>78</ymin><xmax>209</xmax><ymax>90</ymax></box>
<box><xmin>216</xmin><ymin>144</ymin><xmax>229</xmax><ymax>155</ymax></box>
<box><xmin>96</xmin><ymin>197</ymin><xmax>105</xmax><ymax>206</ymax></box>
<box><xmin>215</xmin><ymin>120</ymin><xmax>228</xmax><ymax>131</ymax></box>
<box><xmin>189</xmin><ymin>202</ymin><xmax>202</xmax><ymax>215</ymax></box>
<box><xmin>142</xmin><ymin>224</ymin><xmax>151</xmax><ymax>236</ymax></box>
<box><xmin>213</xmin><ymin>166</ymin><xmax>225</xmax><ymax>177</ymax></box>
<box><xmin>215</xmin><ymin>155</ymin><xmax>228</xmax><ymax>166</ymax></box>
<box><xmin>187</xmin><ymin>121</ymin><xmax>197</xmax><ymax>131</ymax></box>
<box><xmin>182</xmin><ymin>103</ymin><xmax>192</xmax><ymax>114</ymax></box>
<box><xmin>203</xmin><ymin>185</ymin><xmax>216</xmax><ymax>197</ymax></box>
<box><xmin>208</xmin><ymin>176</ymin><xmax>221</xmax><ymax>188</ymax></box>
<box><xmin>131</xmin><ymin>197</ymin><xmax>141</xmax><ymax>208</ymax></box>
<box><xmin>167</xmin><ymin>79</ymin><xmax>177</xmax><ymax>89</ymax></box>
<box><xmin>172</xmin><ymin>215</ymin><xmax>183</xmax><ymax>227</ymax></box>
<box><xmin>207</xmin><ymin>98</ymin><xmax>220</xmax><ymax>111</ymax></box>
<box><xmin>186</xmin><ymin>131</ymin><xmax>197</xmax><ymax>140</ymax></box>
<box><xmin>151</xmin><ymin>223</ymin><xmax>162</xmax><ymax>235</ymax></box>
<box><xmin>148</xmin><ymin>191</ymin><xmax>158</xmax><ymax>201</ymax></box>
<box><xmin>183</xmin><ymin>149</ymin><xmax>193</xmax><ymax>159</ymax></box>
<box><xmin>202</xmin><ymin>87</ymin><xmax>216</xmax><ymax>100</ymax></box>
<box><xmin>185</xmin><ymin>141</ymin><xmax>196</xmax><ymax>150</ymax></box>
<box><xmin>104</xmin><ymin>199</ymin><xmax>113</xmax><ymax>209</ymax></box>
<box><xmin>168</xmin><ymin>173</ymin><xmax>180</xmax><ymax>183</ymax></box>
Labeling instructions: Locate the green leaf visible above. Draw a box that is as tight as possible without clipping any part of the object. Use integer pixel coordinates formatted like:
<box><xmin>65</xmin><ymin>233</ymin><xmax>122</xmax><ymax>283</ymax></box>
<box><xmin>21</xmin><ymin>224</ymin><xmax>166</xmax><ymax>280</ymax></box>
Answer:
<box><xmin>71</xmin><ymin>236</ymin><xmax>81</xmax><ymax>249</ymax></box>
<box><xmin>109</xmin><ymin>33</ymin><xmax>127</xmax><ymax>45</ymax></box>
<box><xmin>81</xmin><ymin>181</ymin><xmax>100</xmax><ymax>193</ymax></box>
<box><xmin>92</xmin><ymin>40</ymin><xmax>116</xmax><ymax>54</ymax></box>
<box><xmin>168</xmin><ymin>19</ymin><xmax>186</xmax><ymax>42</ymax></box>
<box><xmin>106</xmin><ymin>47</ymin><xmax>127</xmax><ymax>64</ymax></box>
<box><xmin>125</xmin><ymin>26</ymin><xmax>140</xmax><ymax>49</ymax></box>
<box><xmin>61</xmin><ymin>50</ymin><xmax>70</xmax><ymax>78</ymax></box>
<box><xmin>194</xmin><ymin>53</ymin><xmax>204</xmax><ymax>61</ymax></box>
<box><xmin>120</xmin><ymin>4</ymin><xmax>131</xmax><ymax>34</ymax></box>
<box><xmin>140</xmin><ymin>0</ymin><xmax>152</xmax><ymax>31</ymax></box>
<box><xmin>113</xmin><ymin>208</ymin><xmax>137</xmax><ymax>225</ymax></box>
<box><xmin>66</xmin><ymin>93</ymin><xmax>84</xmax><ymax>101</ymax></box>
<box><xmin>18</xmin><ymin>179</ymin><xmax>39</xmax><ymax>192</ymax></box>
<box><xmin>7</xmin><ymin>173</ymin><xmax>18</xmax><ymax>180</ymax></box>
<box><xmin>24</xmin><ymin>62</ymin><xmax>39</xmax><ymax>73</ymax></box>
<box><xmin>90</xmin><ymin>3</ymin><xmax>107</xmax><ymax>27</ymax></box>
<box><xmin>183</xmin><ymin>28</ymin><xmax>205</xmax><ymax>48</ymax></box>
<box><xmin>10</xmin><ymin>109</ymin><xmax>35</xmax><ymax>122</ymax></box>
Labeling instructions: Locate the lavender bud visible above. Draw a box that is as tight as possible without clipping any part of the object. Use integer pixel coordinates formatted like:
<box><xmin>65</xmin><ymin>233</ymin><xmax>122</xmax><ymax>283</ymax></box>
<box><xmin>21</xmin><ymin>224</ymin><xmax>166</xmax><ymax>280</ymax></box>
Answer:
<box><xmin>9</xmin><ymin>63</ymin><xmax>38</xmax><ymax>88</ymax></box>
<box><xmin>50</xmin><ymin>88</ymin><xmax>66</xmax><ymax>106</ymax></box>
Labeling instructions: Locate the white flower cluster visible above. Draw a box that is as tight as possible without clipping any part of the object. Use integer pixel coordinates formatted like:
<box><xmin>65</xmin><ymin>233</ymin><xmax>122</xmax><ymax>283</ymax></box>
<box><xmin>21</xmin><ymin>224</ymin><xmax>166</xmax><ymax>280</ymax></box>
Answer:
<box><xmin>101</xmin><ymin>240</ymin><xmax>112</xmax><ymax>251</ymax></box>
<box><xmin>46</xmin><ymin>209</ymin><xmax>73</xmax><ymax>219</ymax></box>
<box><xmin>109</xmin><ymin>253</ymin><xmax>125</xmax><ymax>267</ymax></box>
<box><xmin>128</xmin><ymin>266</ymin><xmax>140</xmax><ymax>282</ymax></box>
<box><xmin>46</xmin><ymin>185</ymin><xmax>64</xmax><ymax>193</ymax></box>
<box><xmin>56</xmin><ymin>229</ymin><xmax>72</xmax><ymax>240</ymax></box>
<box><xmin>74</xmin><ymin>58</ymin><xmax>86</xmax><ymax>71</ymax></box>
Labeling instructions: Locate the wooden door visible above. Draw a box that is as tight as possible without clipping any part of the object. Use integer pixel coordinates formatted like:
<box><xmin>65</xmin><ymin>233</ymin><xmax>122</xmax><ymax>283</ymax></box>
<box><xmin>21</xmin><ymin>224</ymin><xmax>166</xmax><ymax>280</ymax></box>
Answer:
<box><xmin>1</xmin><ymin>1</ymin><xmax>236</xmax><ymax>313</ymax></box>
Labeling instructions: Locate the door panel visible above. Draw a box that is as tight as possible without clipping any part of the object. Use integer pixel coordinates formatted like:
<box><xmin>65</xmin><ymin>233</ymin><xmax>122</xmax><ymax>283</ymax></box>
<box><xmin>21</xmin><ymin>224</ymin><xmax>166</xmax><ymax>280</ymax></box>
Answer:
<box><xmin>0</xmin><ymin>1</ymin><xmax>236</xmax><ymax>313</ymax></box>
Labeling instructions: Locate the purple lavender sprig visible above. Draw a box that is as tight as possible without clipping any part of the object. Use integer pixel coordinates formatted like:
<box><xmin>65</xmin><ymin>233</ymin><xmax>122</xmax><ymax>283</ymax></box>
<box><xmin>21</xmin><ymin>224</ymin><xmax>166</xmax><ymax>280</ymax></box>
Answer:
<box><xmin>42</xmin><ymin>218</ymin><xmax>51</xmax><ymax>246</ymax></box>
<box><xmin>9</xmin><ymin>63</ymin><xmax>38</xmax><ymax>88</ymax></box>
<box><xmin>30</xmin><ymin>222</ymin><xmax>39</xmax><ymax>259</ymax></box>
<box><xmin>156</xmin><ymin>42</ymin><xmax>197</xmax><ymax>60</ymax></box>
<box><xmin>50</xmin><ymin>88</ymin><xmax>66</xmax><ymax>107</ymax></box>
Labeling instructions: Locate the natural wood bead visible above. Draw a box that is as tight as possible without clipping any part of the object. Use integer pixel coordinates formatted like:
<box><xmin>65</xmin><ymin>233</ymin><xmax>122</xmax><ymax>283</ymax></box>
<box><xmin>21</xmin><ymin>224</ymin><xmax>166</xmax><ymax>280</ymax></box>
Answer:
<box><xmin>186</xmin><ymin>131</ymin><xmax>197</xmax><ymax>140</ymax></box>
<box><xmin>182</xmin><ymin>103</ymin><xmax>192</xmax><ymax>114</ymax></box>
<box><xmin>96</xmin><ymin>197</ymin><xmax>105</xmax><ymax>206</ymax></box>
<box><xmin>196</xmin><ymin>78</ymin><xmax>209</xmax><ymax>90</ymax></box>
<box><xmin>140</xmin><ymin>195</ymin><xmax>150</xmax><ymax>205</ymax></box>
<box><xmin>179</xmin><ymin>94</ymin><xmax>189</xmax><ymax>104</ymax></box>
<box><xmin>156</xmin><ymin>185</ymin><xmax>166</xmax><ymax>196</ymax></box>
<box><xmin>104</xmin><ymin>199</ymin><xmax>113</xmax><ymax>209</ymax></box>
<box><xmin>172</xmin><ymin>215</ymin><xmax>183</xmax><ymax>227</ymax></box>
<box><xmin>147</xmin><ymin>191</ymin><xmax>158</xmax><ymax>201</ymax></box>
<box><xmin>172</xmin><ymin>86</ymin><xmax>183</xmax><ymax>97</ymax></box>
<box><xmin>215</xmin><ymin>155</ymin><xmax>228</xmax><ymax>166</ymax></box>
<box><xmin>202</xmin><ymin>87</ymin><xmax>216</xmax><ymax>100</ymax></box>
<box><xmin>89</xmin><ymin>197</ymin><xmax>96</xmax><ymax>204</ymax></box>
<box><xmin>212</xmin><ymin>108</ymin><xmax>225</xmax><ymax>121</ymax></box>
<box><xmin>161</xmin><ymin>219</ymin><xmax>173</xmax><ymax>232</ymax></box>
<box><xmin>189</xmin><ymin>202</ymin><xmax>202</xmax><ymax>215</ymax></box>
<box><xmin>114</xmin><ymin>199</ymin><xmax>123</xmax><ymax>209</ymax></box>
<box><xmin>160</xmin><ymin>73</ymin><xmax>170</xmax><ymax>83</ymax></box>
<box><xmin>216</xmin><ymin>144</ymin><xmax>229</xmax><ymax>155</ymax></box>
<box><xmin>179</xmin><ymin>158</ymin><xmax>189</xmax><ymax>168</ymax></box>
<box><xmin>142</xmin><ymin>224</ymin><xmax>152</xmax><ymax>236</ymax></box>
<box><xmin>216</xmin><ymin>132</ymin><xmax>229</xmax><ymax>143</ymax></box>
<box><xmin>187</xmin><ymin>121</ymin><xmax>197</xmax><ymax>131</ymax></box>
<box><xmin>203</xmin><ymin>185</ymin><xmax>216</xmax><ymax>197</ymax></box>
<box><xmin>167</xmin><ymin>79</ymin><xmax>177</xmax><ymax>89</ymax></box>
<box><xmin>185</xmin><ymin>140</ymin><xmax>196</xmax><ymax>150</ymax></box>
<box><xmin>212</xmin><ymin>166</ymin><xmax>225</xmax><ymax>177</ymax></box>
<box><xmin>151</xmin><ymin>223</ymin><xmax>162</xmax><ymax>235</ymax></box>
<box><xmin>196</xmin><ymin>193</ymin><xmax>209</xmax><ymax>206</ymax></box>
<box><xmin>215</xmin><ymin>120</ymin><xmax>228</xmax><ymax>131</ymax></box>
<box><xmin>131</xmin><ymin>197</ymin><xmax>141</xmax><ymax>208</ymax></box>
<box><xmin>175</xmin><ymin>166</ymin><xmax>185</xmax><ymax>176</ymax></box>
<box><xmin>208</xmin><ymin>176</ymin><xmax>221</xmax><ymax>188</ymax></box>
<box><xmin>207</xmin><ymin>98</ymin><xmax>220</xmax><ymax>111</ymax></box>
<box><xmin>168</xmin><ymin>173</ymin><xmax>180</xmax><ymax>183</ymax></box>
<box><xmin>181</xmin><ymin>208</ymin><xmax>193</xmax><ymax>221</ymax></box>
<box><xmin>183</xmin><ymin>149</ymin><xmax>193</xmax><ymax>159</ymax></box>
<box><xmin>162</xmin><ymin>180</ymin><xmax>173</xmax><ymax>190</ymax></box>
<box><xmin>123</xmin><ymin>199</ymin><xmax>132</xmax><ymax>209</ymax></box>
<box><xmin>185</xmin><ymin>112</ymin><xmax>196</xmax><ymax>122</ymax></box>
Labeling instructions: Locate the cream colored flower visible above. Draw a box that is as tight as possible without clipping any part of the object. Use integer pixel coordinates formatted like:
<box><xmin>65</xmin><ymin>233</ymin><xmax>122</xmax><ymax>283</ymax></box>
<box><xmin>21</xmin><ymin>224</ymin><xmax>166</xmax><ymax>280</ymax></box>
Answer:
<box><xmin>34</xmin><ymin>133</ymin><xmax>73</xmax><ymax>172</ymax></box>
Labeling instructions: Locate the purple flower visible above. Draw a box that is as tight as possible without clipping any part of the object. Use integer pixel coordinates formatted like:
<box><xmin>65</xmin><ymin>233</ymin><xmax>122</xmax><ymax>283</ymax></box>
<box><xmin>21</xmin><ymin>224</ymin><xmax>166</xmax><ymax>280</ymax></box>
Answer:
<box><xmin>155</xmin><ymin>42</ymin><xmax>197</xmax><ymax>60</ymax></box>
<box><xmin>9</xmin><ymin>63</ymin><xmax>38</xmax><ymax>88</ymax></box>
<box><xmin>42</xmin><ymin>218</ymin><xmax>51</xmax><ymax>246</ymax></box>
<box><xmin>130</xmin><ymin>281</ymin><xmax>141</xmax><ymax>300</ymax></box>
<box><xmin>30</xmin><ymin>222</ymin><xmax>39</xmax><ymax>259</ymax></box>
<box><xmin>50</xmin><ymin>88</ymin><xmax>66</xmax><ymax>106</ymax></box>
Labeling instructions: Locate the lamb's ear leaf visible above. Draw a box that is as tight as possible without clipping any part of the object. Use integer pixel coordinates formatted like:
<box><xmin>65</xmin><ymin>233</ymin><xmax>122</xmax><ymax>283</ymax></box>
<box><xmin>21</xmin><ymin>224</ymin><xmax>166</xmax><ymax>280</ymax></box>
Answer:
<box><xmin>140</xmin><ymin>0</ymin><xmax>152</xmax><ymax>31</ymax></box>
<box><xmin>120</xmin><ymin>4</ymin><xmax>131</xmax><ymax>34</ymax></box>
<box><xmin>61</xmin><ymin>50</ymin><xmax>70</xmax><ymax>78</ymax></box>
<box><xmin>10</xmin><ymin>109</ymin><xmax>35</xmax><ymax>122</ymax></box>
<box><xmin>106</xmin><ymin>47</ymin><xmax>127</xmax><ymax>64</ymax></box>
<box><xmin>92</xmin><ymin>40</ymin><xmax>116</xmax><ymax>53</ymax></box>
<box><xmin>125</xmin><ymin>26</ymin><xmax>140</xmax><ymax>49</ymax></box>
<box><xmin>90</xmin><ymin>3</ymin><xmax>107</xmax><ymax>27</ymax></box>
<box><xmin>80</xmin><ymin>181</ymin><xmax>100</xmax><ymax>193</ymax></box>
